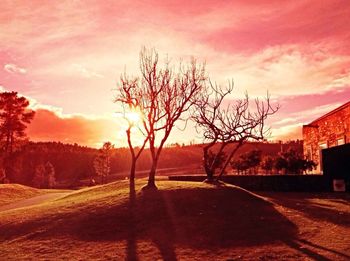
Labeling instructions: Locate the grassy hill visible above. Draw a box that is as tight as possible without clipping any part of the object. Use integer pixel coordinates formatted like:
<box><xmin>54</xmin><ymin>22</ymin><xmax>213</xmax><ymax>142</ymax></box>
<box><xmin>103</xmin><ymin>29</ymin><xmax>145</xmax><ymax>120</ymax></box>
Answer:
<box><xmin>0</xmin><ymin>180</ymin><xmax>349</xmax><ymax>260</ymax></box>
<box><xmin>0</xmin><ymin>184</ymin><xmax>43</xmax><ymax>206</ymax></box>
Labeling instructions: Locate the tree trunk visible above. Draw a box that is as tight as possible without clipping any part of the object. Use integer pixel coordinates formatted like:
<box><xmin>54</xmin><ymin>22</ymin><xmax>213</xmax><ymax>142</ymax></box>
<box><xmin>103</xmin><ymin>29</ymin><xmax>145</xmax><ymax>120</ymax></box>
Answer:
<box><xmin>142</xmin><ymin>136</ymin><xmax>159</xmax><ymax>190</ymax></box>
<box><xmin>202</xmin><ymin>141</ymin><xmax>217</xmax><ymax>183</ymax></box>
<box><xmin>205</xmin><ymin>170</ymin><xmax>214</xmax><ymax>182</ymax></box>
<box><xmin>9</xmin><ymin>134</ymin><xmax>13</xmax><ymax>154</ymax></box>
<box><xmin>217</xmin><ymin>142</ymin><xmax>243</xmax><ymax>181</ymax></box>
<box><xmin>130</xmin><ymin>158</ymin><xmax>136</xmax><ymax>184</ymax></box>
<box><xmin>5</xmin><ymin>132</ymin><xmax>10</xmax><ymax>154</ymax></box>
<box><xmin>203</xmin><ymin>146</ymin><xmax>213</xmax><ymax>182</ymax></box>
<box><xmin>143</xmin><ymin>158</ymin><xmax>158</xmax><ymax>190</ymax></box>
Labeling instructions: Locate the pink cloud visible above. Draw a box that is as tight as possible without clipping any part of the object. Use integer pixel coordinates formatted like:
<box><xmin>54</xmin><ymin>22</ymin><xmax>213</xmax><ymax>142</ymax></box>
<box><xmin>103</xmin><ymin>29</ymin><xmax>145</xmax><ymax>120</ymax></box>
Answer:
<box><xmin>200</xmin><ymin>1</ymin><xmax>350</xmax><ymax>54</ymax></box>
<box><xmin>0</xmin><ymin>1</ymin><xmax>349</xmax><ymax>145</ymax></box>
<box><xmin>270</xmin><ymin>87</ymin><xmax>350</xmax><ymax>127</ymax></box>
<box><xmin>27</xmin><ymin>109</ymin><xmax>123</xmax><ymax>148</ymax></box>
<box><xmin>271</xmin><ymin>124</ymin><xmax>303</xmax><ymax>141</ymax></box>
<box><xmin>4</xmin><ymin>63</ymin><xmax>26</xmax><ymax>74</ymax></box>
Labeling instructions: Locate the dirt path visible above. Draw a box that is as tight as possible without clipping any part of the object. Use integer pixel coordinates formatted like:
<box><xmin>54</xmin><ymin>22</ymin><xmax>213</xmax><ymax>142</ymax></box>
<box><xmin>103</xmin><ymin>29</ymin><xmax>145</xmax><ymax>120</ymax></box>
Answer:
<box><xmin>0</xmin><ymin>192</ymin><xmax>70</xmax><ymax>212</ymax></box>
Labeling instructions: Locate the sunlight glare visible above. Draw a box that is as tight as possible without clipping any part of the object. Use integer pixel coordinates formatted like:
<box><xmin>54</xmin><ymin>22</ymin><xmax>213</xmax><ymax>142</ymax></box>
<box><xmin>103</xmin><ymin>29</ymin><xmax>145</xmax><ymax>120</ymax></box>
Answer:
<box><xmin>126</xmin><ymin>111</ymin><xmax>142</xmax><ymax>125</ymax></box>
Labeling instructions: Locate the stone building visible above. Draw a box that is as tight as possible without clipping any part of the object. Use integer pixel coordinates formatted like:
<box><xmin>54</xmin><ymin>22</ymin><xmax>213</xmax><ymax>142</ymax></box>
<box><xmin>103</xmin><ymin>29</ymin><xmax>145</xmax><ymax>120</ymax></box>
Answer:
<box><xmin>302</xmin><ymin>101</ymin><xmax>350</xmax><ymax>173</ymax></box>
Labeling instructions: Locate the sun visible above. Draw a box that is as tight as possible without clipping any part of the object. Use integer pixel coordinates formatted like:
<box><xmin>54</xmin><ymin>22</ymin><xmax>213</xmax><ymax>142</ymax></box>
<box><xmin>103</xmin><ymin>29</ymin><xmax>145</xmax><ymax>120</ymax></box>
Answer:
<box><xmin>125</xmin><ymin>110</ymin><xmax>142</xmax><ymax>125</ymax></box>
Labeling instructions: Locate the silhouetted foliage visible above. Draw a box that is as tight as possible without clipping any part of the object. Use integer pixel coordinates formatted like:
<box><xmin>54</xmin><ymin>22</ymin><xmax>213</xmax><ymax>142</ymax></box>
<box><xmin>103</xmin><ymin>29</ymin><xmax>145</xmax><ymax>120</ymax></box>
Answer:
<box><xmin>260</xmin><ymin>155</ymin><xmax>274</xmax><ymax>174</ymax></box>
<box><xmin>0</xmin><ymin>91</ymin><xmax>35</xmax><ymax>154</ymax></box>
<box><xmin>274</xmin><ymin>148</ymin><xmax>316</xmax><ymax>174</ymax></box>
<box><xmin>32</xmin><ymin>164</ymin><xmax>45</xmax><ymax>188</ymax></box>
<box><xmin>245</xmin><ymin>149</ymin><xmax>262</xmax><ymax>173</ymax></box>
<box><xmin>45</xmin><ymin>161</ymin><xmax>56</xmax><ymax>188</ymax></box>
<box><xmin>0</xmin><ymin>91</ymin><xmax>35</xmax><ymax>181</ymax></box>
<box><xmin>231</xmin><ymin>150</ymin><xmax>262</xmax><ymax>174</ymax></box>
<box><xmin>32</xmin><ymin>161</ymin><xmax>56</xmax><ymax>188</ymax></box>
<box><xmin>231</xmin><ymin>157</ymin><xmax>250</xmax><ymax>175</ymax></box>
<box><xmin>93</xmin><ymin>142</ymin><xmax>113</xmax><ymax>184</ymax></box>
<box><xmin>204</xmin><ymin>151</ymin><xmax>227</xmax><ymax>176</ymax></box>
<box><xmin>2</xmin><ymin>140</ymin><xmax>303</xmax><ymax>187</ymax></box>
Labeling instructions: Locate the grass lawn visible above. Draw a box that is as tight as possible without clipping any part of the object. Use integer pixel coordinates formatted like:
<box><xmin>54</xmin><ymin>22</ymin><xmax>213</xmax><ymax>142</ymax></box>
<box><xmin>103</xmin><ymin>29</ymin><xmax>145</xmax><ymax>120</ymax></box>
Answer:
<box><xmin>0</xmin><ymin>184</ymin><xmax>46</xmax><ymax>206</ymax></box>
<box><xmin>0</xmin><ymin>184</ymin><xmax>71</xmax><ymax>207</ymax></box>
<box><xmin>0</xmin><ymin>180</ymin><xmax>349</xmax><ymax>260</ymax></box>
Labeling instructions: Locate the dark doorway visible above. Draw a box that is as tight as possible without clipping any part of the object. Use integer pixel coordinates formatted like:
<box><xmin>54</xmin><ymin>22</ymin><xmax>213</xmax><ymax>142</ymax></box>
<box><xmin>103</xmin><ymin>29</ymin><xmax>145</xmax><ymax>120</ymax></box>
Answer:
<box><xmin>322</xmin><ymin>143</ymin><xmax>350</xmax><ymax>191</ymax></box>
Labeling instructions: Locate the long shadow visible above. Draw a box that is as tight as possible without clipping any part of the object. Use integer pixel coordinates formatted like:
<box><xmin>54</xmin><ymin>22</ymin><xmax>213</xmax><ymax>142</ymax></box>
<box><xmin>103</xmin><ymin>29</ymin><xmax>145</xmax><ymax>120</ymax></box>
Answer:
<box><xmin>259</xmin><ymin>192</ymin><xmax>350</xmax><ymax>227</ymax></box>
<box><xmin>297</xmin><ymin>239</ymin><xmax>350</xmax><ymax>260</ymax></box>
<box><xmin>126</xmin><ymin>180</ymin><xmax>138</xmax><ymax>261</ymax></box>
<box><xmin>140</xmin><ymin>189</ymin><xmax>177</xmax><ymax>261</ymax></box>
<box><xmin>284</xmin><ymin>240</ymin><xmax>332</xmax><ymax>261</ymax></box>
<box><xmin>0</xmin><ymin>185</ymin><xmax>299</xmax><ymax>259</ymax></box>
<box><xmin>126</xmin><ymin>180</ymin><xmax>177</xmax><ymax>260</ymax></box>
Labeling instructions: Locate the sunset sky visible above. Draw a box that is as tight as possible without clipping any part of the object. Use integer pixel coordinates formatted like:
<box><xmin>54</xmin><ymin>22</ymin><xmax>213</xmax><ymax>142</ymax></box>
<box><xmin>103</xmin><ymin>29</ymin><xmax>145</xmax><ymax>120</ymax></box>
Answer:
<box><xmin>1</xmin><ymin>0</ymin><xmax>350</xmax><ymax>147</ymax></box>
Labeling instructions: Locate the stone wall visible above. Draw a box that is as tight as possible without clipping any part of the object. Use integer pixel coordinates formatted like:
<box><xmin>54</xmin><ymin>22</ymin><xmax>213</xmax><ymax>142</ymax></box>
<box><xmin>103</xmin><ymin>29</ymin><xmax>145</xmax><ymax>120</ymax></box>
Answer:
<box><xmin>303</xmin><ymin>102</ymin><xmax>350</xmax><ymax>173</ymax></box>
<box><xmin>169</xmin><ymin>175</ymin><xmax>332</xmax><ymax>191</ymax></box>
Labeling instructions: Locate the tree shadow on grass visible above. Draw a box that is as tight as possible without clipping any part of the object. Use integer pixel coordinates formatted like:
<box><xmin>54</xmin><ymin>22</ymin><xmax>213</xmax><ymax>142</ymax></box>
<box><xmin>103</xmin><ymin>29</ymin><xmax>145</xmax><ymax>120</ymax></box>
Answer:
<box><xmin>283</xmin><ymin>239</ymin><xmax>333</xmax><ymax>261</ymax></box>
<box><xmin>283</xmin><ymin>238</ymin><xmax>350</xmax><ymax>261</ymax></box>
<box><xmin>124</xmin><ymin>181</ymin><xmax>178</xmax><ymax>261</ymax></box>
<box><xmin>2</xmin><ymin>185</ymin><xmax>335</xmax><ymax>259</ymax></box>
<box><xmin>258</xmin><ymin>192</ymin><xmax>350</xmax><ymax>227</ymax></box>
<box><xmin>126</xmin><ymin>181</ymin><xmax>138</xmax><ymax>261</ymax></box>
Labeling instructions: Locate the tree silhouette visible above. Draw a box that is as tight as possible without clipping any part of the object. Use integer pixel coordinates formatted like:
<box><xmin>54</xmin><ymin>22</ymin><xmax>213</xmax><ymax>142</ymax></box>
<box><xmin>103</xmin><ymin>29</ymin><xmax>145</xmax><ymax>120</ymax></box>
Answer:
<box><xmin>231</xmin><ymin>157</ymin><xmax>249</xmax><ymax>175</ymax></box>
<box><xmin>117</xmin><ymin>48</ymin><xmax>206</xmax><ymax>190</ymax></box>
<box><xmin>93</xmin><ymin>142</ymin><xmax>113</xmax><ymax>184</ymax></box>
<box><xmin>261</xmin><ymin>155</ymin><xmax>274</xmax><ymax>174</ymax></box>
<box><xmin>274</xmin><ymin>148</ymin><xmax>317</xmax><ymax>174</ymax></box>
<box><xmin>0</xmin><ymin>91</ymin><xmax>35</xmax><ymax>154</ymax></box>
<box><xmin>116</xmin><ymin>77</ymin><xmax>149</xmax><ymax>188</ymax></box>
<box><xmin>32</xmin><ymin>163</ymin><xmax>45</xmax><ymax>188</ymax></box>
<box><xmin>192</xmin><ymin>82</ymin><xmax>278</xmax><ymax>182</ymax></box>
<box><xmin>32</xmin><ymin>161</ymin><xmax>56</xmax><ymax>188</ymax></box>
<box><xmin>245</xmin><ymin>149</ymin><xmax>262</xmax><ymax>174</ymax></box>
<box><xmin>45</xmin><ymin>161</ymin><xmax>56</xmax><ymax>188</ymax></box>
<box><xmin>0</xmin><ymin>91</ymin><xmax>35</xmax><ymax>182</ymax></box>
<box><xmin>204</xmin><ymin>151</ymin><xmax>227</xmax><ymax>176</ymax></box>
<box><xmin>230</xmin><ymin>150</ymin><xmax>262</xmax><ymax>175</ymax></box>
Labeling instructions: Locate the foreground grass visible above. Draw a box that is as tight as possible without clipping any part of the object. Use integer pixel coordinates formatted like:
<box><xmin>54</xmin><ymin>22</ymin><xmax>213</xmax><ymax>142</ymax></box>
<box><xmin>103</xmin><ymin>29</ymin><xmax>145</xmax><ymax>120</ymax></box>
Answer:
<box><xmin>0</xmin><ymin>180</ymin><xmax>349</xmax><ymax>260</ymax></box>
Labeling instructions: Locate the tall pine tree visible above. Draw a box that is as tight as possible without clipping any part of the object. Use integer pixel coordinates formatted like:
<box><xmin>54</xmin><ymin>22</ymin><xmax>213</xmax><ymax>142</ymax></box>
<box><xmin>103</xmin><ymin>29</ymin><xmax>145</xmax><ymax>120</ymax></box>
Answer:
<box><xmin>0</xmin><ymin>91</ymin><xmax>35</xmax><ymax>154</ymax></box>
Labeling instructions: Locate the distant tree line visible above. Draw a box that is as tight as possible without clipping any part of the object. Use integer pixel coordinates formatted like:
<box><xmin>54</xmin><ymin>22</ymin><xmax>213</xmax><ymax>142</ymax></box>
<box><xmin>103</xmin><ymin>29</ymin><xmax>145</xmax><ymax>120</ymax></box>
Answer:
<box><xmin>0</xmin><ymin>139</ymin><xmax>304</xmax><ymax>187</ymax></box>
<box><xmin>230</xmin><ymin>148</ymin><xmax>316</xmax><ymax>175</ymax></box>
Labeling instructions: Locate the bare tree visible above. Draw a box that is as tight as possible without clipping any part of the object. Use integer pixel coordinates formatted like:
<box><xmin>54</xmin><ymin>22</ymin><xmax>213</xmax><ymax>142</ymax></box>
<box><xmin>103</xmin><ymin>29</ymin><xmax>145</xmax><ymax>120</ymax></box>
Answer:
<box><xmin>192</xmin><ymin>82</ymin><xmax>279</xmax><ymax>182</ymax></box>
<box><xmin>116</xmin><ymin>77</ymin><xmax>149</xmax><ymax>188</ymax></box>
<box><xmin>116</xmin><ymin>48</ymin><xmax>206</xmax><ymax>190</ymax></box>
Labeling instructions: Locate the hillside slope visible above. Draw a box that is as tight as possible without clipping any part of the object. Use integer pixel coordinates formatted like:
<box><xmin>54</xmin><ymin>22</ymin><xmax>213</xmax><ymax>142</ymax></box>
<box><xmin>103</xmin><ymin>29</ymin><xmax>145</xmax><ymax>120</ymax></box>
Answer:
<box><xmin>0</xmin><ymin>184</ymin><xmax>43</xmax><ymax>206</ymax></box>
<box><xmin>0</xmin><ymin>180</ymin><xmax>348</xmax><ymax>260</ymax></box>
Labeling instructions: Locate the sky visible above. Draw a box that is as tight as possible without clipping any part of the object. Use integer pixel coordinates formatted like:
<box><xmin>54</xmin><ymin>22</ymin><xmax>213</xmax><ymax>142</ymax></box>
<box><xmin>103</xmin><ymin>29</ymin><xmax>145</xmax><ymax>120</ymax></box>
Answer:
<box><xmin>1</xmin><ymin>0</ymin><xmax>350</xmax><ymax>148</ymax></box>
